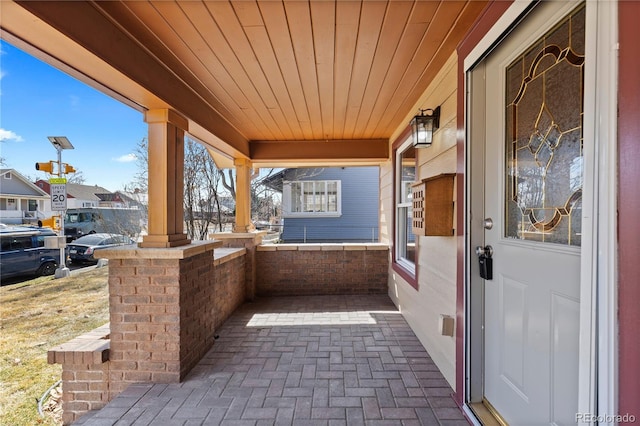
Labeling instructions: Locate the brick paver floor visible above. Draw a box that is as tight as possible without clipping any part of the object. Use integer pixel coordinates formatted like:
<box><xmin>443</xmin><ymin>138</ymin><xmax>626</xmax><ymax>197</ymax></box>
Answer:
<box><xmin>75</xmin><ymin>295</ymin><xmax>468</xmax><ymax>425</ymax></box>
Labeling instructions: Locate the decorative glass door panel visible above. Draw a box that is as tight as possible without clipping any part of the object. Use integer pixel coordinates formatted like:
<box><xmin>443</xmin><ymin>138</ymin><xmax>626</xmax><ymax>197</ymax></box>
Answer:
<box><xmin>505</xmin><ymin>5</ymin><xmax>585</xmax><ymax>246</ymax></box>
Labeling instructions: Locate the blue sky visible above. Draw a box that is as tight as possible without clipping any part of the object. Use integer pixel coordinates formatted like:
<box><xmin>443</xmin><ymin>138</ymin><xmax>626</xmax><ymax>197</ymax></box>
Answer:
<box><xmin>0</xmin><ymin>40</ymin><xmax>147</xmax><ymax>191</ymax></box>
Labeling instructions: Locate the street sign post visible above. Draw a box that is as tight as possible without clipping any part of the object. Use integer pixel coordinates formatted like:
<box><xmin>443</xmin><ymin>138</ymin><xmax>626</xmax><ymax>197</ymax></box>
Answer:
<box><xmin>45</xmin><ymin>136</ymin><xmax>74</xmax><ymax>279</ymax></box>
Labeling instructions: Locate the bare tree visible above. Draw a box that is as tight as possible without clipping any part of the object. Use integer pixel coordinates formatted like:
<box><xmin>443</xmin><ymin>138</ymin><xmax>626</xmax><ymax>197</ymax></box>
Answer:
<box><xmin>66</xmin><ymin>170</ymin><xmax>86</xmax><ymax>184</ymax></box>
<box><xmin>220</xmin><ymin>169</ymin><xmax>236</xmax><ymax>200</ymax></box>
<box><xmin>123</xmin><ymin>137</ymin><xmax>148</xmax><ymax>193</ymax></box>
<box><xmin>128</xmin><ymin>136</ymin><xmax>284</xmax><ymax>239</ymax></box>
<box><xmin>184</xmin><ymin>139</ymin><xmax>231</xmax><ymax>239</ymax></box>
<box><xmin>220</xmin><ymin>167</ymin><xmax>282</xmax><ymax>223</ymax></box>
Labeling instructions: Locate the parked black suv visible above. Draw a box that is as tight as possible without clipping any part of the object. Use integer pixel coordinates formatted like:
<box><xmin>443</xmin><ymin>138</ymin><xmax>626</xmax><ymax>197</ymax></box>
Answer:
<box><xmin>0</xmin><ymin>225</ymin><xmax>59</xmax><ymax>281</ymax></box>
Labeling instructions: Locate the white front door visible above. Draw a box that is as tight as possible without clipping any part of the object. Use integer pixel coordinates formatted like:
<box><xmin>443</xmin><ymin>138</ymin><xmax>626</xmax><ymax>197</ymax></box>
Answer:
<box><xmin>480</xmin><ymin>2</ymin><xmax>585</xmax><ymax>424</ymax></box>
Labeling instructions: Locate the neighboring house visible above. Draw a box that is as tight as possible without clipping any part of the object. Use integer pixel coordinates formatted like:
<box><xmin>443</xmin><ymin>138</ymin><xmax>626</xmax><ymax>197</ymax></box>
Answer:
<box><xmin>118</xmin><ymin>190</ymin><xmax>148</xmax><ymax>211</ymax></box>
<box><xmin>35</xmin><ymin>180</ymin><xmax>142</xmax><ymax>216</ymax></box>
<box><xmin>265</xmin><ymin>167</ymin><xmax>379</xmax><ymax>243</ymax></box>
<box><xmin>0</xmin><ymin>169</ymin><xmax>50</xmax><ymax>225</ymax></box>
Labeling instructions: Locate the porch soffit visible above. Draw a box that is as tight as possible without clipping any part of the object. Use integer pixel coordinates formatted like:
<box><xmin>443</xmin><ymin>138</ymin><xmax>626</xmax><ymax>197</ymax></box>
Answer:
<box><xmin>2</xmin><ymin>0</ymin><xmax>487</xmax><ymax>166</ymax></box>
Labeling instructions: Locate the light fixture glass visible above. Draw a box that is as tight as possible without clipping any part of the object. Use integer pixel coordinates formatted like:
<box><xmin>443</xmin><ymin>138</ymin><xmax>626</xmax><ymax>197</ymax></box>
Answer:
<box><xmin>410</xmin><ymin>106</ymin><xmax>440</xmax><ymax>147</ymax></box>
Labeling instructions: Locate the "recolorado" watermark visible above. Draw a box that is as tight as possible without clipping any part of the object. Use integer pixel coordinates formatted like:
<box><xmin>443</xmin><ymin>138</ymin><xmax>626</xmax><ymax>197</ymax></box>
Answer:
<box><xmin>576</xmin><ymin>413</ymin><xmax>637</xmax><ymax>423</ymax></box>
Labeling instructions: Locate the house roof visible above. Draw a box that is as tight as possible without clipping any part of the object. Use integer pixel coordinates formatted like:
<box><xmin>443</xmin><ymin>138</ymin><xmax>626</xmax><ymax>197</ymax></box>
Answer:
<box><xmin>1</xmin><ymin>1</ymin><xmax>488</xmax><ymax>167</ymax></box>
<box><xmin>261</xmin><ymin>169</ymin><xmax>288</xmax><ymax>193</ymax></box>
<box><xmin>66</xmin><ymin>183</ymin><xmax>112</xmax><ymax>200</ymax></box>
<box><xmin>96</xmin><ymin>193</ymin><xmax>125</xmax><ymax>203</ymax></box>
<box><xmin>0</xmin><ymin>169</ymin><xmax>50</xmax><ymax>198</ymax></box>
<box><xmin>261</xmin><ymin>167</ymin><xmax>341</xmax><ymax>192</ymax></box>
<box><xmin>36</xmin><ymin>179</ymin><xmax>113</xmax><ymax>201</ymax></box>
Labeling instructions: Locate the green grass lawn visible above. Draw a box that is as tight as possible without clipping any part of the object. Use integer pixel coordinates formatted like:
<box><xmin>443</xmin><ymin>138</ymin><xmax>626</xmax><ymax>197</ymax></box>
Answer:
<box><xmin>0</xmin><ymin>268</ymin><xmax>109</xmax><ymax>425</ymax></box>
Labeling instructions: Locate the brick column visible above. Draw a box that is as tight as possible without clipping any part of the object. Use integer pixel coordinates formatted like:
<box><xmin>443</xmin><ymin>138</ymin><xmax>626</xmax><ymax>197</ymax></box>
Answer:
<box><xmin>210</xmin><ymin>232</ymin><xmax>266</xmax><ymax>301</ymax></box>
<box><xmin>100</xmin><ymin>240</ymin><xmax>220</xmax><ymax>395</ymax></box>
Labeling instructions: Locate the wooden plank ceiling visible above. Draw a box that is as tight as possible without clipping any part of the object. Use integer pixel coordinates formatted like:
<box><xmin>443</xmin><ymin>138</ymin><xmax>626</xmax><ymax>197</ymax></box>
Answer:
<box><xmin>2</xmin><ymin>1</ymin><xmax>488</xmax><ymax>164</ymax></box>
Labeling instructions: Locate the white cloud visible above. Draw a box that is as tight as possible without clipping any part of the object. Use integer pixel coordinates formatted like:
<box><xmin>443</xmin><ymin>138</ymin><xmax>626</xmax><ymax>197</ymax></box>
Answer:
<box><xmin>113</xmin><ymin>153</ymin><xmax>137</xmax><ymax>163</ymax></box>
<box><xmin>0</xmin><ymin>128</ymin><xmax>24</xmax><ymax>142</ymax></box>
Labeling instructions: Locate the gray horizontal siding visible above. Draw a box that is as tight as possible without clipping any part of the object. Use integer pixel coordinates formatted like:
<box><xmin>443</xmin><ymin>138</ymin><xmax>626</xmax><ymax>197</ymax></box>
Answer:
<box><xmin>0</xmin><ymin>174</ymin><xmax>45</xmax><ymax>197</ymax></box>
<box><xmin>281</xmin><ymin>167</ymin><xmax>379</xmax><ymax>242</ymax></box>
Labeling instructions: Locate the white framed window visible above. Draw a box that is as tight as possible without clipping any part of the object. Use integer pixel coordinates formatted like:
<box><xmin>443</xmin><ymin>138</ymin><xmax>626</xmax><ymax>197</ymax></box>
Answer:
<box><xmin>282</xmin><ymin>180</ymin><xmax>341</xmax><ymax>217</ymax></box>
<box><xmin>395</xmin><ymin>139</ymin><xmax>416</xmax><ymax>274</ymax></box>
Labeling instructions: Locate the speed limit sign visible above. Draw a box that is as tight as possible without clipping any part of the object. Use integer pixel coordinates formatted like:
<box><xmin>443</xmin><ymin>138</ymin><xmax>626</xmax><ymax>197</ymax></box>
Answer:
<box><xmin>50</xmin><ymin>178</ymin><xmax>67</xmax><ymax>211</ymax></box>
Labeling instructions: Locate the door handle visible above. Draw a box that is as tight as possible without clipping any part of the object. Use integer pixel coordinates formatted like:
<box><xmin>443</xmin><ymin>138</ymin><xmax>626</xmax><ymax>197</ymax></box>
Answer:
<box><xmin>475</xmin><ymin>245</ymin><xmax>493</xmax><ymax>257</ymax></box>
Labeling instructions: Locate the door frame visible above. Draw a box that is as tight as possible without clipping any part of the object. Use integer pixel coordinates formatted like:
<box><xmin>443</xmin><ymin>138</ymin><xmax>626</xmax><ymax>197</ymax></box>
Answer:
<box><xmin>462</xmin><ymin>0</ymin><xmax>618</xmax><ymax>422</ymax></box>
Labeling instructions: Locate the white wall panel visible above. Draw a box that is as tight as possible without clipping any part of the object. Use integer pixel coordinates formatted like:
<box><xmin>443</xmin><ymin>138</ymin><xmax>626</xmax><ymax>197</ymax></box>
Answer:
<box><xmin>386</xmin><ymin>52</ymin><xmax>459</xmax><ymax>388</ymax></box>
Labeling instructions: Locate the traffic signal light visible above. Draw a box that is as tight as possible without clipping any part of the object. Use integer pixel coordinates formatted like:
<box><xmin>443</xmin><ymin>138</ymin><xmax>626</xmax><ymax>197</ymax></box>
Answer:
<box><xmin>35</xmin><ymin>161</ymin><xmax>55</xmax><ymax>173</ymax></box>
<box><xmin>38</xmin><ymin>216</ymin><xmax>60</xmax><ymax>230</ymax></box>
<box><xmin>63</xmin><ymin>163</ymin><xmax>76</xmax><ymax>174</ymax></box>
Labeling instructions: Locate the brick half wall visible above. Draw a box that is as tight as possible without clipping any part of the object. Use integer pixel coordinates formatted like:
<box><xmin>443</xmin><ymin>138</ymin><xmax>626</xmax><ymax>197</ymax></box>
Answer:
<box><xmin>53</xmin><ymin>242</ymin><xmax>247</xmax><ymax>424</ymax></box>
<box><xmin>256</xmin><ymin>244</ymin><xmax>389</xmax><ymax>296</ymax></box>
<box><xmin>102</xmin><ymin>242</ymin><xmax>242</xmax><ymax>393</ymax></box>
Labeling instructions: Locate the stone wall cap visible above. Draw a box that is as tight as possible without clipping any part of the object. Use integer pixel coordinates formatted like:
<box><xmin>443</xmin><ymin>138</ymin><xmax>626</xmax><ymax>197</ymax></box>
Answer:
<box><xmin>365</xmin><ymin>244</ymin><xmax>389</xmax><ymax>250</ymax></box>
<box><xmin>342</xmin><ymin>243</ymin><xmax>369</xmax><ymax>251</ymax></box>
<box><xmin>275</xmin><ymin>244</ymin><xmax>299</xmax><ymax>251</ymax></box>
<box><xmin>48</xmin><ymin>323</ymin><xmax>110</xmax><ymax>365</ymax></box>
<box><xmin>210</xmin><ymin>231</ymin><xmax>268</xmax><ymax>240</ymax></box>
<box><xmin>214</xmin><ymin>247</ymin><xmax>246</xmax><ymax>265</ymax></box>
<box><xmin>99</xmin><ymin>240</ymin><xmax>222</xmax><ymax>259</ymax></box>
<box><xmin>320</xmin><ymin>244</ymin><xmax>345</xmax><ymax>251</ymax></box>
<box><xmin>256</xmin><ymin>243</ymin><xmax>389</xmax><ymax>252</ymax></box>
<box><xmin>297</xmin><ymin>244</ymin><xmax>322</xmax><ymax>251</ymax></box>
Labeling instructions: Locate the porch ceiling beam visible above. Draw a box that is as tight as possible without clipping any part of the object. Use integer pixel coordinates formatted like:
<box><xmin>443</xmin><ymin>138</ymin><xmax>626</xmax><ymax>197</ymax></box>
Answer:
<box><xmin>249</xmin><ymin>139</ymin><xmax>389</xmax><ymax>164</ymax></box>
<box><xmin>6</xmin><ymin>1</ymin><xmax>249</xmax><ymax>157</ymax></box>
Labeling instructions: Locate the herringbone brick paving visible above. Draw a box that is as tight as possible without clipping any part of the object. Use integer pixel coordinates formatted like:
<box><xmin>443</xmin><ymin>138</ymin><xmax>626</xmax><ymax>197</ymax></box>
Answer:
<box><xmin>75</xmin><ymin>295</ymin><xmax>467</xmax><ymax>425</ymax></box>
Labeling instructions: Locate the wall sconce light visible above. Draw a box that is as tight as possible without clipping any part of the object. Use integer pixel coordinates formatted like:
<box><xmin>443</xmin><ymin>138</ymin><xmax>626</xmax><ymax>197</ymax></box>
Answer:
<box><xmin>410</xmin><ymin>106</ymin><xmax>440</xmax><ymax>148</ymax></box>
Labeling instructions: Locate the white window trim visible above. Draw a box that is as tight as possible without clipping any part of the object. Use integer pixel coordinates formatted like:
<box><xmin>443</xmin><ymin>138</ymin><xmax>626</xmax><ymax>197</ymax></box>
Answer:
<box><xmin>395</xmin><ymin>137</ymin><xmax>416</xmax><ymax>271</ymax></box>
<box><xmin>282</xmin><ymin>180</ymin><xmax>342</xmax><ymax>218</ymax></box>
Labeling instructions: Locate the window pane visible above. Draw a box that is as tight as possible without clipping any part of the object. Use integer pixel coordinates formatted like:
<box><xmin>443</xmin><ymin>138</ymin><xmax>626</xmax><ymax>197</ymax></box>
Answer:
<box><xmin>396</xmin><ymin>143</ymin><xmax>416</xmax><ymax>269</ymax></box>
<box><xmin>397</xmin><ymin>206</ymin><xmax>416</xmax><ymax>264</ymax></box>
<box><xmin>505</xmin><ymin>6</ymin><xmax>584</xmax><ymax>246</ymax></box>
<box><xmin>291</xmin><ymin>183</ymin><xmax>302</xmax><ymax>213</ymax></box>
<box><xmin>400</xmin><ymin>147</ymin><xmax>416</xmax><ymax>203</ymax></box>
<box><xmin>327</xmin><ymin>181</ymin><xmax>338</xmax><ymax>212</ymax></box>
<box><xmin>14</xmin><ymin>237</ymin><xmax>32</xmax><ymax>250</ymax></box>
<box><xmin>315</xmin><ymin>181</ymin><xmax>326</xmax><ymax>212</ymax></box>
<box><xmin>303</xmin><ymin>182</ymin><xmax>314</xmax><ymax>212</ymax></box>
